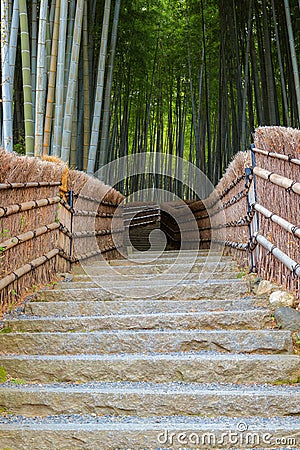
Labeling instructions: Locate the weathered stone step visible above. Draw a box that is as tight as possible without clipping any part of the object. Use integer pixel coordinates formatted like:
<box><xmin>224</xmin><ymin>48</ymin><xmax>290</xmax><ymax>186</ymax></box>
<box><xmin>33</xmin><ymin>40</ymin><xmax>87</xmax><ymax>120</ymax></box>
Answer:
<box><xmin>1</xmin><ymin>382</ymin><xmax>299</xmax><ymax>418</ymax></box>
<box><xmin>71</xmin><ymin>255</ymin><xmax>234</xmax><ymax>272</ymax></box>
<box><xmin>36</xmin><ymin>280</ymin><xmax>249</xmax><ymax>302</ymax></box>
<box><xmin>0</xmin><ymin>415</ymin><xmax>299</xmax><ymax>449</ymax></box>
<box><xmin>0</xmin><ymin>353</ymin><xmax>299</xmax><ymax>384</ymax></box>
<box><xmin>5</xmin><ymin>309</ymin><xmax>272</xmax><ymax>333</ymax></box>
<box><xmin>24</xmin><ymin>298</ymin><xmax>266</xmax><ymax>317</ymax></box>
<box><xmin>73</xmin><ymin>260</ymin><xmax>237</xmax><ymax>276</ymax></box>
<box><xmin>54</xmin><ymin>274</ymin><xmax>240</xmax><ymax>290</ymax></box>
<box><xmin>0</xmin><ymin>329</ymin><xmax>292</xmax><ymax>355</ymax></box>
<box><xmin>72</xmin><ymin>271</ymin><xmax>240</xmax><ymax>283</ymax></box>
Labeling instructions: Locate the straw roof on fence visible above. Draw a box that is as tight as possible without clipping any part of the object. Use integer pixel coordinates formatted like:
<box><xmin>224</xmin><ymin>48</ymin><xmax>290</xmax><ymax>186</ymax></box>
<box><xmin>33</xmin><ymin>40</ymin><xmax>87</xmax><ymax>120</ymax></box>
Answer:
<box><xmin>254</xmin><ymin>126</ymin><xmax>300</xmax><ymax>158</ymax></box>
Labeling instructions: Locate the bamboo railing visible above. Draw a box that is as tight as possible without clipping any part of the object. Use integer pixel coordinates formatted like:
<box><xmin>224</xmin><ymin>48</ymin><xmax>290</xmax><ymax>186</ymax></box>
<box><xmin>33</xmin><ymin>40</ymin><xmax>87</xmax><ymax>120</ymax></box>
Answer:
<box><xmin>0</xmin><ymin>150</ymin><xmax>124</xmax><ymax>314</ymax></box>
<box><xmin>208</xmin><ymin>126</ymin><xmax>300</xmax><ymax>306</ymax></box>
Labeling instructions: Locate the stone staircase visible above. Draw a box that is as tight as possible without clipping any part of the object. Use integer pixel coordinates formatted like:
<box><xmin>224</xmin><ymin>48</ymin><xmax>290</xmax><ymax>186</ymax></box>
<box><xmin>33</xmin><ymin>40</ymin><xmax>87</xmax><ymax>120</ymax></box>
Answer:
<box><xmin>0</xmin><ymin>250</ymin><xmax>299</xmax><ymax>449</ymax></box>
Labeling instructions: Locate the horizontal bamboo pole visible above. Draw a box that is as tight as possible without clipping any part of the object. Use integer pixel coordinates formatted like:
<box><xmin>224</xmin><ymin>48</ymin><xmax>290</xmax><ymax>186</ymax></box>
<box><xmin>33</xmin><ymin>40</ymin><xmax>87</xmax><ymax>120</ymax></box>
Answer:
<box><xmin>73</xmin><ymin>210</ymin><xmax>114</xmax><ymax>218</ymax></box>
<box><xmin>72</xmin><ymin>229</ymin><xmax>123</xmax><ymax>238</ymax></box>
<box><xmin>74</xmin><ymin>193</ymin><xmax>121</xmax><ymax>208</ymax></box>
<box><xmin>0</xmin><ymin>222</ymin><xmax>59</xmax><ymax>252</ymax></box>
<box><xmin>254</xmin><ymin>233</ymin><xmax>300</xmax><ymax>277</ymax></box>
<box><xmin>0</xmin><ymin>248</ymin><xmax>60</xmax><ymax>291</ymax></box>
<box><xmin>254</xmin><ymin>148</ymin><xmax>300</xmax><ymax>166</ymax></box>
<box><xmin>0</xmin><ymin>181</ymin><xmax>61</xmax><ymax>190</ymax></box>
<box><xmin>0</xmin><ymin>196</ymin><xmax>61</xmax><ymax>218</ymax></box>
<box><xmin>254</xmin><ymin>203</ymin><xmax>300</xmax><ymax>238</ymax></box>
<box><xmin>253</xmin><ymin>167</ymin><xmax>300</xmax><ymax>195</ymax></box>
<box><xmin>60</xmin><ymin>244</ymin><xmax>121</xmax><ymax>263</ymax></box>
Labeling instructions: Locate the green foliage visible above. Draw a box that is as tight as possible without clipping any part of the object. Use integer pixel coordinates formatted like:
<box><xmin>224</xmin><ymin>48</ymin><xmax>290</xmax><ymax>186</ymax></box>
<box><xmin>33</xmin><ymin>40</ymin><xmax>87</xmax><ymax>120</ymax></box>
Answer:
<box><xmin>0</xmin><ymin>367</ymin><xmax>7</xmax><ymax>383</ymax></box>
<box><xmin>0</xmin><ymin>327</ymin><xmax>12</xmax><ymax>334</ymax></box>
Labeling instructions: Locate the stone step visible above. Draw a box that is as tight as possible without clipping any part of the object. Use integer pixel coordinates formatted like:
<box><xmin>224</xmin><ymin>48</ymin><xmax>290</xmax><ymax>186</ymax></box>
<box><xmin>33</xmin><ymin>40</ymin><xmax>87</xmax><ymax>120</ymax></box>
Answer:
<box><xmin>0</xmin><ymin>329</ymin><xmax>292</xmax><ymax>355</ymax></box>
<box><xmin>71</xmin><ymin>255</ymin><xmax>233</xmax><ymax>271</ymax></box>
<box><xmin>0</xmin><ymin>416</ymin><xmax>299</xmax><ymax>449</ymax></box>
<box><xmin>0</xmin><ymin>353</ymin><xmax>299</xmax><ymax>384</ymax></box>
<box><xmin>24</xmin><ymin>298</ymin><xmax>266</xmax><ymax>317</ymax></box>
<box><xmin>36</xmin><ymin>280</ymin><xmax>249</xmax><ymax>302</ymax></box>
<box><xmin>72</xmin><ymin>271</ymin><xmax>240</xmax><ymax>282</ymax></box>
<box><xmin>1</xmin><ymin>382</ymin><xmax>299</xmax><ymax>418</ymax></box>
<box><xmin>5</xmin><ymin>309</ymin><xmax>272</xmax><ymax>333</ymax></box>
<box><xmin>73</xmin><ymin>260</ymin><xmax>238</xmax><ymax>276</ymax></box>
<box><xmin>54</xmin><ymin>273</ymin><xmax>240</xmax><ymax>290</ymax></box>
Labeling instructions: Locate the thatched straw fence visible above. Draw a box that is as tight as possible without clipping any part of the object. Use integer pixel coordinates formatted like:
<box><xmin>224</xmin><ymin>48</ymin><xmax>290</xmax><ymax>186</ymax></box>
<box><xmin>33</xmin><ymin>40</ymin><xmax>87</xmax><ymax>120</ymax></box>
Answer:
<box><xmin>0</xmin><ymin>150</ymin><xmax>124</xmax><ymax>315</ymax></box>
<box><xmin>203</xmin><ymin>126</ymin><xmax>299</xmax><ymax>307</ymax></box>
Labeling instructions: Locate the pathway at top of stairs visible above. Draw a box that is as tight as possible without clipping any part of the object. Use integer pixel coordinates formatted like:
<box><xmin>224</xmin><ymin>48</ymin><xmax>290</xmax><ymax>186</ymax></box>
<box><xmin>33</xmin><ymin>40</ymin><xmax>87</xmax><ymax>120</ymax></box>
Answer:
<box><xmin>0</xmin><ymin>249</ymin><xmax>299</xmax><ymax>449</ymax></box>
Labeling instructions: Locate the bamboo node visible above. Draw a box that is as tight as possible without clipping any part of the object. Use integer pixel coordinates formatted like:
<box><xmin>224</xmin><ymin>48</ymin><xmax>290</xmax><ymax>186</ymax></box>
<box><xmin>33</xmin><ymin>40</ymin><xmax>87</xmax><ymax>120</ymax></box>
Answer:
<box><xmin>286</xmin><ymin>181</ymin><xmax>297</xmax><ymax>193</ymax></box>
<box><xmin>292</xmin><ymin>264</ymin><xmax>300</xmax><ymax>278</ymax></box>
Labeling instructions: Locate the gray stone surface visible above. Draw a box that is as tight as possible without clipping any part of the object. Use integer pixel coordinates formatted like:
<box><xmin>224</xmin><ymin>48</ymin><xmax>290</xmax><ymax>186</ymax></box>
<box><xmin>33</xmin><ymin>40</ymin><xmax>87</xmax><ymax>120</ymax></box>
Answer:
<box><xmin>0</xmin><ymin>250</ymin><xmax>300</xmax><ymax>449</ymax></box>
<box><xmin>1</xmin><ymin>382</ymin><xmax>300</xmax><ymax>418</ymax></box>
<box><xmin>275</xmin><ymin>307</ymin><xmax>300</xmax><ymax>332</ymax></box>
<box><xmin>24</xmin><ymin>298</ymin><xmax>264</xmax><ymax>317</ymax></box>
<box><xmin>0</xmin><ymin>329</ymin><xmax>293</xmax><ymax>355</ymax></box>
<box><xmin>36</xmin><ymin>280</ymin><xmax>249</xmax><ymax>302</ymax></box>
<box><xmin>6</xmin><ymin>309</ymin><xmax>272</xmax><ymax>332</ymax></box>
<box><xmin>0</xmin><ymin>416</ymin><xmax>299</xmax><ymax>449</ymax></box>
<box><xmin>0</xmin><ymin>353</ymin><xmax>299</xmax><ymax>384</ymax></box>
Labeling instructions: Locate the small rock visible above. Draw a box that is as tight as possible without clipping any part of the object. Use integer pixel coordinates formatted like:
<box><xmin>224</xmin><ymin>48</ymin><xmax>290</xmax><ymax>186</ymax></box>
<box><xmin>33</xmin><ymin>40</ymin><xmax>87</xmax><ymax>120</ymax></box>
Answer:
<box><xmin>269</xmin><ymin>290</ymin><xmax>295</xmax><ymax>308</ymax></box>
<box><xmin>274</xmin><ymin>307</ymin><xmax>300</xmax><ymax>332</ymax></box>
<box><xmin>255</xmin><ymin>280</ymin><xmax>277</xmax><ymax>296</ymax></box>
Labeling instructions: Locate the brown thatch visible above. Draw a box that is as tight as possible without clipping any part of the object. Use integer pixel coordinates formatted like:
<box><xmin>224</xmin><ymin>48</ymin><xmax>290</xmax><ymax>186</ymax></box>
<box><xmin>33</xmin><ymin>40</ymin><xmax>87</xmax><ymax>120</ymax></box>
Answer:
<box><xmin>0</xmin><ymin>149</ymin><xmax>125</xmax><ymax>316</ymax></box>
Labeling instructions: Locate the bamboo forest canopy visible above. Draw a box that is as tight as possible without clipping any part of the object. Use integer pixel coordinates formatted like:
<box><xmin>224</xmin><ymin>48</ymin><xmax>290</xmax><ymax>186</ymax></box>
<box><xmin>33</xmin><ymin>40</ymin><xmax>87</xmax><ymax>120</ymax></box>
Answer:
<box><xmin>1</xmin><ymin>0</ymin><xmax>299</xmax><ymax>186</ymax></box>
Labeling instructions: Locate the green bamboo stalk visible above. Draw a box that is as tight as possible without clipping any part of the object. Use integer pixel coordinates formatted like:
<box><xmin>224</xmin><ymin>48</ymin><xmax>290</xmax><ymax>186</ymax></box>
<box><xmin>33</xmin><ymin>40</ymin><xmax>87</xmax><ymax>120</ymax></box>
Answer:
<box><xmin>9</xmin><ymin>0</ymin><xmax>19</xmax><ymax>91</ymax></box>
<box><xmin>60</xmin><ymin>0</ymin><xmax>84</xmax><ymax>163</ymax></box>
<box><xmin>1</xmin><ymin>0</ymin><xmax>13</xmax><ymax>152</ymax></box>
<box><xmin>99</xmin><ymin>0</ymin><xmax>121</xmax><ymax>169</ymax></box>
<box><xmin>31</xmin><ymin>0</ymin><xmax>37</xmax><ymax>122</ymax></box>
<box><xmin>19</xmin><ymin>0</ymin><xmax>34</xmax><ymax>155</ymax></box>
<box><xmin>87</xmin><ymin>0</ymin><xmax>112</xmax><ymax>174</ymax></box>
<box><xmin>34</xmin><ymin>0</ymin><xmax>48</xmax><ymax>156</ymax></box>
<box><xmin>52</xmin><ymin>0</ymin><xmax>68</xmax><ymax>156</ymax></box>
<box><xmin>43</xmin><ymin>0</ymin><xmax>60</xmax><ymax>155</ymax></box>
<box><xmin>82</xmin><ymin>0</ymin><xmax>90</xmax><ymax>171</ymax></box>
<box><xmin>284</xmin><ymin>0</ymin><xmax>300</xmax><ymax>122</ymax></box>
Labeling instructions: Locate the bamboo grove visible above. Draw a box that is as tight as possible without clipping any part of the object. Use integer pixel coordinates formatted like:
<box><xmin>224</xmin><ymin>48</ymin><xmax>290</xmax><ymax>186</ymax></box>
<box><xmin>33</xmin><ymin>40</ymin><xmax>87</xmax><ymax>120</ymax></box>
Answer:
<box><xmin>0</xmin><ymin>0</ymin><xmax>299</xmax><ymax>188</ymax></box>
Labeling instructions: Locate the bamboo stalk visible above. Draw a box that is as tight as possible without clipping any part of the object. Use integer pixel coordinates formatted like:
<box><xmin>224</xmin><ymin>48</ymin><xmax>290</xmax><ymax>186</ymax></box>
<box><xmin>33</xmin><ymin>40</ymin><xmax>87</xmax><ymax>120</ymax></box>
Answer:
<box><xmin>52</xmin><ymin>0</ymin><xmax>68</xmax><ymax>156</ymax></box>
<box><xmin>34</xmin><ymin>0</ymin><xmax>48</xmax><ymax>156</ymax></box>
<box><xmin>253</xmin><ymin>166</ymin><xmax>300</xmax><ymax>194</ymax></box>
<box><xmin>0</xmin><ymin>196</ymin><xmax>60</xmax><ymax>218</ymax></box>
<box><xmin>254</xmin><ymin>232</ymin><xmax>300</xmax><ymax>277</ymax></box>
<box><xmin>253</xmin><ymin>203</ymin><xmax>300</xmax><ymax>238</ymax></box>
<box><xmin>60</xmin><ymin>0</ymin><xmax>84</xmax><ymax>163</ymax></box>
<box><xmin>9</xmin><ymin>0</ymin><xmax>19</xmax><ymax>91</ymax></box>
<box><xmin>87</xmin><ymin>0</ymin><xmax>112</xmax><ymax>174</ymax></box>
<box><xmin>0</xmin><ymin>222</ymin><xmax>59</xmax><ymax>252</ymax></box>
<box><xmin>82</xmin><ymin>0</ymin><xmax>90</xmax><ymax>171</ymax></box>
<box><xmin>253</xmin><ymin>147</ymin><xmax>300</xmax><ymax>166</ymax></box>
<box><xmin>19</xmin><ymin>0</ymin><xmax>34</xmax><ymax>155</ymax></box>
<box><xmin>43</xmin><ymin>0</ymin><xmax>60</xmax><ymax>155</ymax></box>
<box><xmin>73</xmin><ymin>210</ymin><xmax>114</xmax><ymax>218</ymax></box>
<box><xmin>0</xmin><ymin>248</ymin><xmax>60</xmax><ymax>291</ymax></box>
<box><xmin>1</xmin><ymin>0</ymin><xmax>13</xmax><ymax>152</ymax></box>
<box><xmin>0</xmin><ymin>181</ymin><xmax>61</xmax><ymax>189</ymax></box>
